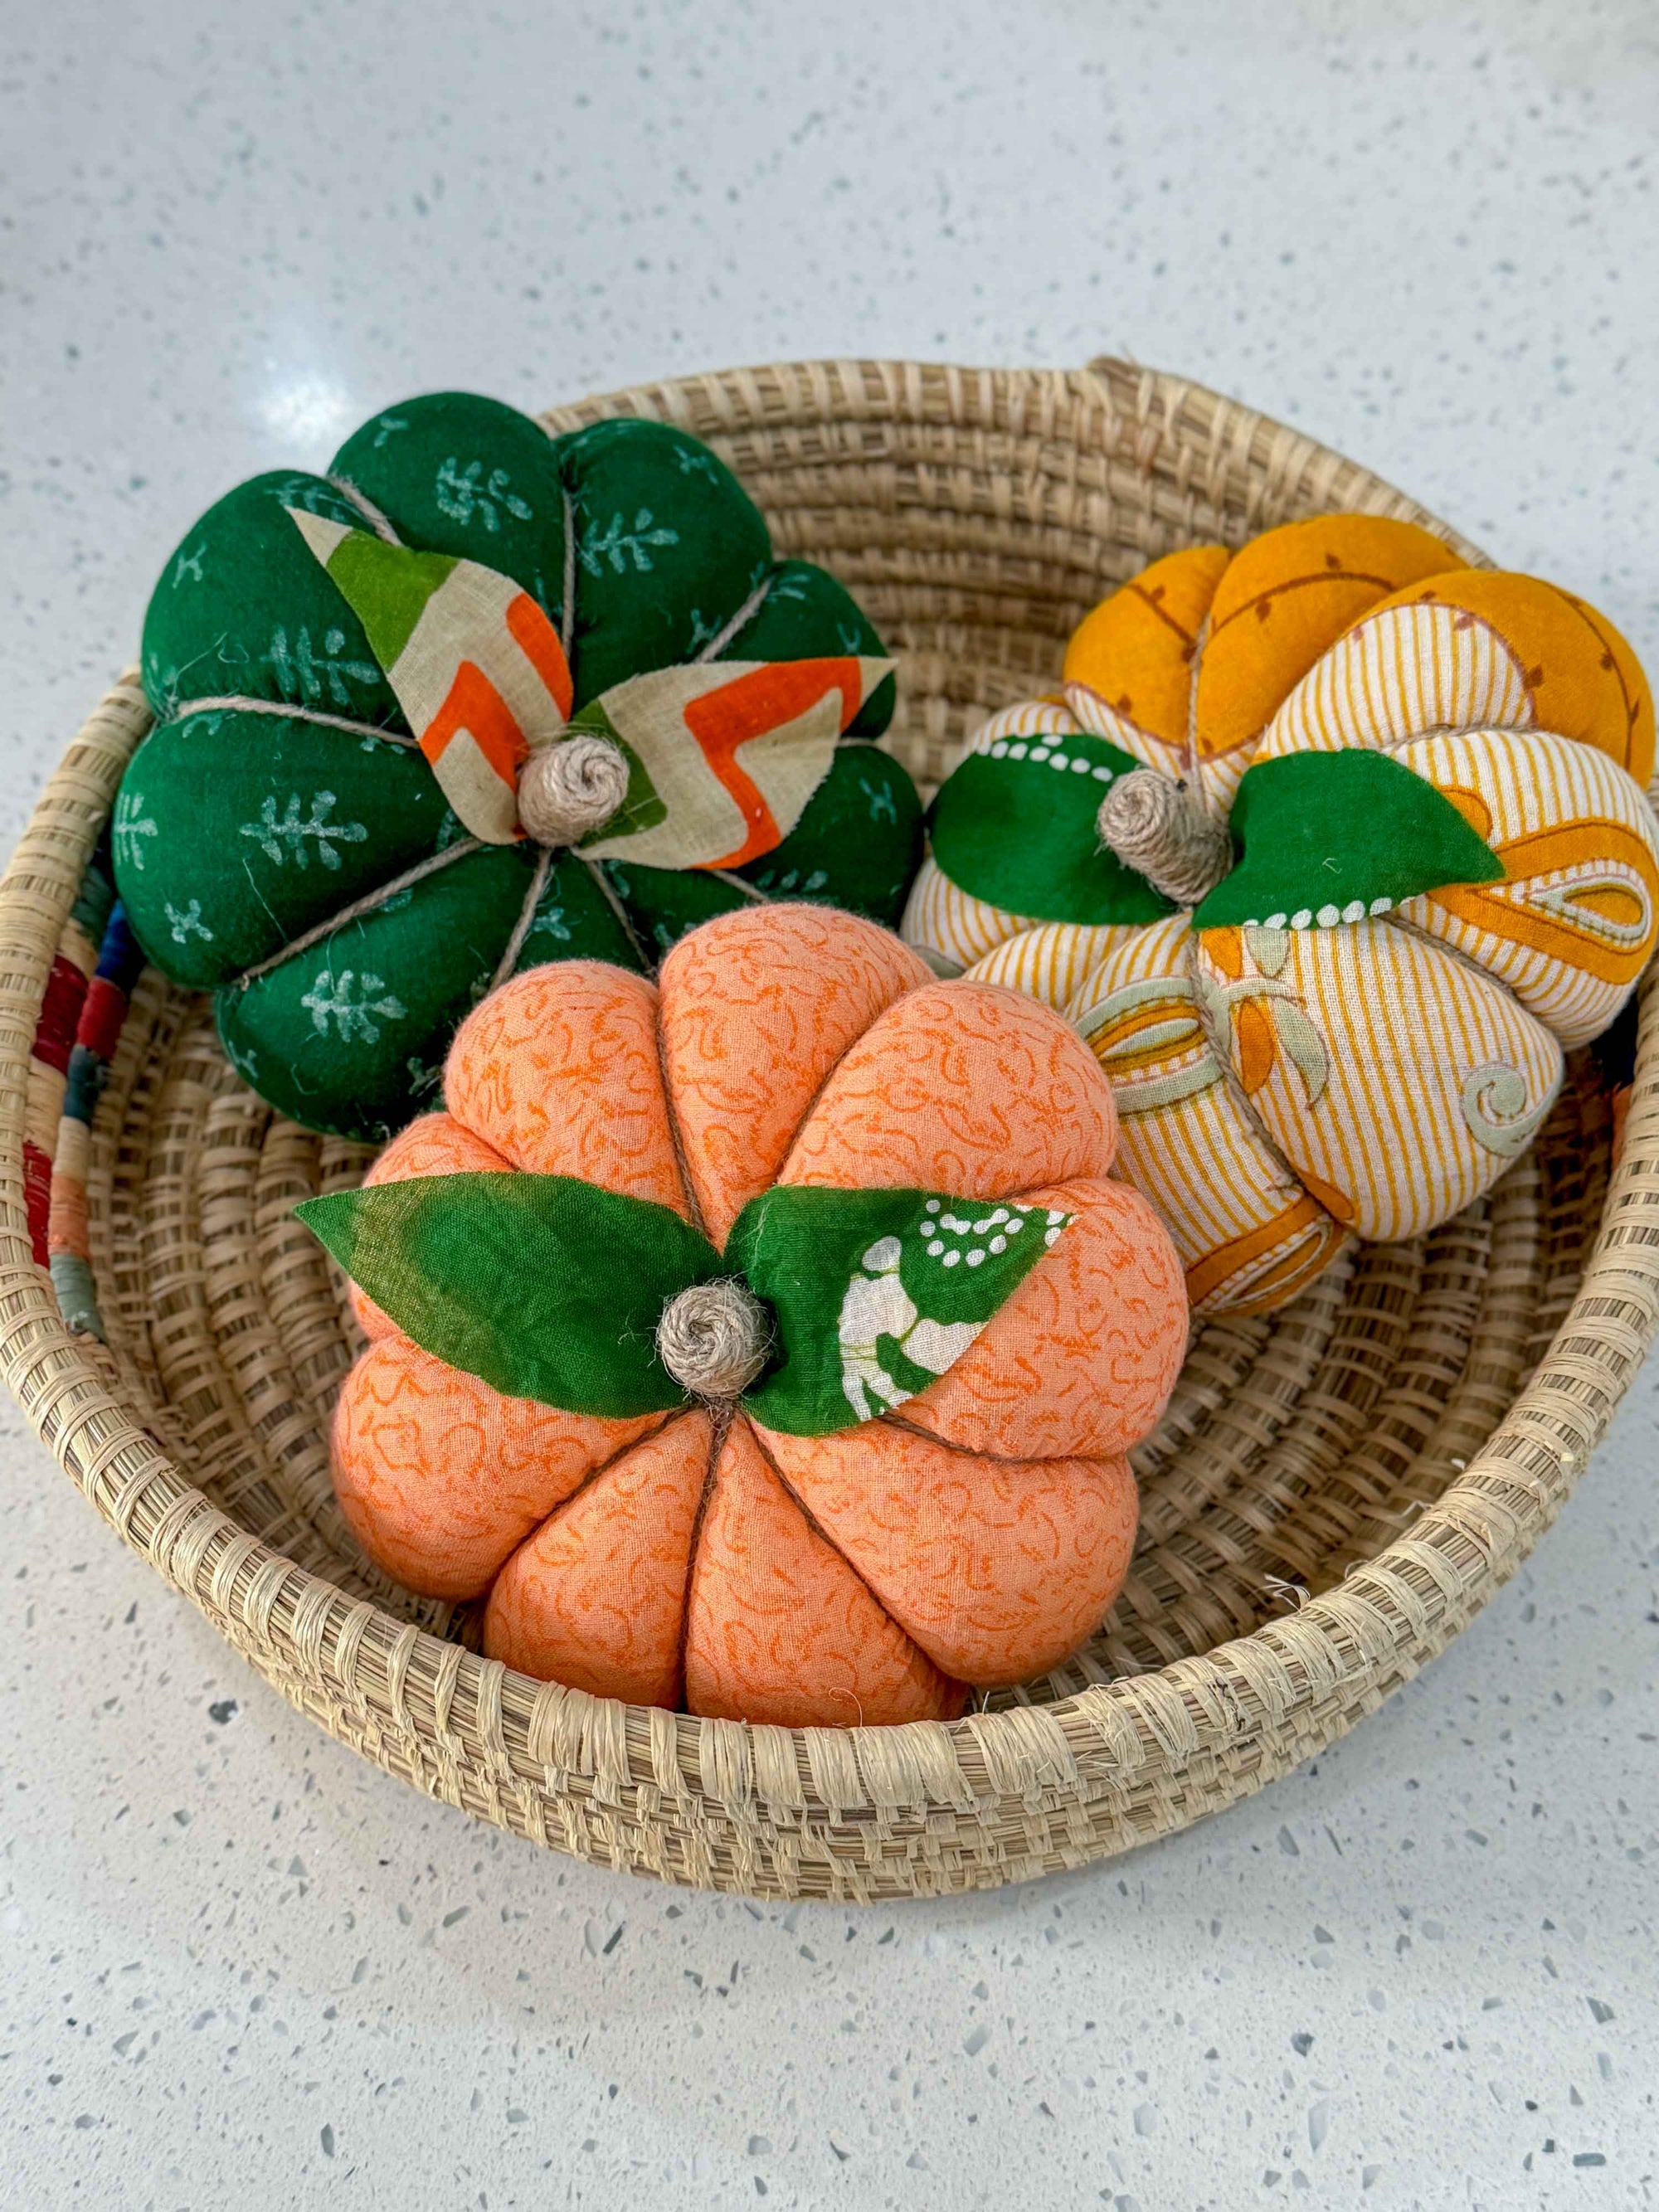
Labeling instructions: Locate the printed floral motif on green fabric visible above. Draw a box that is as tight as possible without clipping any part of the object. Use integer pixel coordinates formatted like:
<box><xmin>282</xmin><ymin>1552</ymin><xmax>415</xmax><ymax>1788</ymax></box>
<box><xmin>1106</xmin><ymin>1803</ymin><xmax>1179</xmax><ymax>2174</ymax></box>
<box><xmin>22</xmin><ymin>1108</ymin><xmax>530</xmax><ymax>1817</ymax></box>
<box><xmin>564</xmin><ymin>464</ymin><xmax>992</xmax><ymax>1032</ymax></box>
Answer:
<box><xmin>115</xmin><ymin>391</ymin><xmax>920</xmax><ymax>1144</ymax></box>
<box><xmin>299</xmin><ymin>1173</ymin><xmax>1071</xmax><ymax>1437</ymax></box>
<box><xmin>729</xmin><ymin>1185</ymin><xmax>1072</xmax><ymax>1435</ymax></box>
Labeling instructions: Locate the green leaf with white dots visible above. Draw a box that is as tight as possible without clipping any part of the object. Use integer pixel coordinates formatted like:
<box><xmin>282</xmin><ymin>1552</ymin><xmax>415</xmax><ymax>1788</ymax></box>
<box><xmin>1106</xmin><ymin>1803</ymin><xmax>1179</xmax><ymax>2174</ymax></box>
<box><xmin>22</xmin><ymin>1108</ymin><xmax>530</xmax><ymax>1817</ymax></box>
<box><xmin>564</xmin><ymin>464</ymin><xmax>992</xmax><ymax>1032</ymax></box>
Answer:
<box><xmin>927</xmin><ymin>732</ymin><xmax>1175</xmax><ymax>926</ymax></box>
<box><xmin>1194</xmin><ymin>750</ymin><xmax>1501</xmax><ymax>932</ymax></box>
<box><xmin>730</xmin><ymin>1184</ymin><xmax>1073</xmax><ymax>1437</ymax></box>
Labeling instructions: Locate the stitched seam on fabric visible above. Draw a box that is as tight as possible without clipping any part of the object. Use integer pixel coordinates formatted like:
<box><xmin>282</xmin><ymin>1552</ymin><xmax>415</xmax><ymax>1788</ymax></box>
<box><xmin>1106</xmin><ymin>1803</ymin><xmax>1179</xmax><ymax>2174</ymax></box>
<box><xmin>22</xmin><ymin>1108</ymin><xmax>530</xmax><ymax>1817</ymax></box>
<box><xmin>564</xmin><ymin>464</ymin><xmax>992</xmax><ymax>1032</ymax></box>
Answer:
<box><xmin>674</xmin><ymin>1405</ymin><xmax>732</xmax><ymax>1701</ymax></box>
<box><xmin>516</xmin><ymin>1405</ymin><xmax>684</xmax><ymax>1531</ymax></box>
<box><xmin>654</xmin><ymin>1003</ymin><xmax>712</xmax><ymax>1242</ymax></box>
<box><xmin>326</xmin><ymin>474</ymin><xmax>403</xmax><ymax>546</ymax></box>
<box><xmin>232</xmin><ymin>836</ymin><xmax>484</xmax><ymax>986</ymax></box>
<box><xmin>702</xmin><ymin>868</ymin><xmax>770</xmax><ymax>905</ymax></box>
<box><xmin>576</xmin><ymin>855</ymin><xmax>651</xmax><ymax>970</ymax></box>
<box><xmin>560</xmin><ymin>487</ymin><xmax>577</xmax><ymax>659</ymax></box>
<box><xmin>1185</xmin><ymin>611</ymin><xmax>1213</xmax><ymax>815</ymax></box>
<box><xmin>1381</xmin><ymin>903</ymin><xmax>1557</xmax><ymax>995</ymax></box>
<box><xmin>872</xmin><ymin>1403</ymin><xmax>1108</xmax><ymax>1470</ymax></box>
<box><xmin>168</xmin><ymin>696</ymin><xmax>418</xmax><ymax>747</ymax></box>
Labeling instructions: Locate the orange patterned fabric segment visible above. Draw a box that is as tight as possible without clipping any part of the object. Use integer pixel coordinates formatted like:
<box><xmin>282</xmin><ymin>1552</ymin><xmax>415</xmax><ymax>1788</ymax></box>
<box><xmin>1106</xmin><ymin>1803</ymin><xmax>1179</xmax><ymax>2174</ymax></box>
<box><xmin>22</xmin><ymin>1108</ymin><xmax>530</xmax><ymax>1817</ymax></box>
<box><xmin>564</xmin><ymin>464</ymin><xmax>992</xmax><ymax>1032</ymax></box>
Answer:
<box><xmin>328</xmin><ymin>904</ymin><xmax>1189</xmax><ymax>1725</ymax></box>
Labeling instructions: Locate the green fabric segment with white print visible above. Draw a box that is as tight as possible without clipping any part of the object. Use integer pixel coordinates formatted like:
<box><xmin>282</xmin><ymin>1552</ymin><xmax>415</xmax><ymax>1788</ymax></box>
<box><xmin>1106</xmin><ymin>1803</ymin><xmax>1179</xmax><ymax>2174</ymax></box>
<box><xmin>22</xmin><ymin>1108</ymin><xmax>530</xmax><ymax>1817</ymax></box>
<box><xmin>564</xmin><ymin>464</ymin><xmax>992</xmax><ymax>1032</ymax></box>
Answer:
<box><xmin>331</xmin><ymin>395</ymin><xmax>572</xmax><ymax>625</ymax></box>
<box><xmin>732</xmin><ymin>1184</ymin><xmax>1073</xmax><ymax>1436</ymax></box>
<box><xmin>296</xmin><ymin>1169</ymin><xmax>1070</xmax><ymax>1436</ymax></box>
<box><xmin>219</xmin><ymin>845</ymin><xmax>638</xmax><ymax>1143</ymax></box>
<box><xmin>115</xmin><ymin>713</ymin><xmax>450</xmax><ymax>989</ymax></box>
<box><xmin>116</xmin><ymin>390</ymin><xmax>919</xmax><ymax>1145</ymax></box>
<box><xmin>141</xmin><ymin>471</ymin><xmax>406</xmax><ymax>727</ymax></box>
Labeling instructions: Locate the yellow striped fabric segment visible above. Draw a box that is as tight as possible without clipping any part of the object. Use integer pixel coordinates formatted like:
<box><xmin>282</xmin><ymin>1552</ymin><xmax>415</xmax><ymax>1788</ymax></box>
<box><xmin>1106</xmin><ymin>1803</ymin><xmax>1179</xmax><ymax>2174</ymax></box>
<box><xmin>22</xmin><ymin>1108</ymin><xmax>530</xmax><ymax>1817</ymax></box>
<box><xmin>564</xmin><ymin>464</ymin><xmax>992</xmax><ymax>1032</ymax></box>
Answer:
<box><xmin>1195</xmin><ymin>918</ymin><xmax>1564</xmax><ymax>1246</ymax></box>
<box><xmin>961</xmin><ymin>919</ymin><xmax>1146</xmax><ymax>1010</ymax></box>
<box><xmin>1400</xmin><ymin>726</ymin><xmax>1659</xmax><ymax>1048</ymax></box>
<box><xmin>1067</xmin><ymin>918</ymin><xmax>1352</xmax><ymax>1316</ymax></box>
<box><xmin>1256</xmin><ymin>598</ymin><xmax>1537</xmax><ymax>767</ymax></box>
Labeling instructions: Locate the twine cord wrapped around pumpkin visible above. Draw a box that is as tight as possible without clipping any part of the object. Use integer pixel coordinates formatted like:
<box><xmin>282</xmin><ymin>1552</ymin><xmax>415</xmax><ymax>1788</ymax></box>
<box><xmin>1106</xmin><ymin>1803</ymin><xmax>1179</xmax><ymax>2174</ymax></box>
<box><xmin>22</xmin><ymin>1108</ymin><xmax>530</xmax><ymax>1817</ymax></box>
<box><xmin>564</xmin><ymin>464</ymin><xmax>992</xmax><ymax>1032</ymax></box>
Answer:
<box><xmin>904</xmin><ymin>511</ymin><xmax>1659</xmax><ymax>1318</ymax></box>
<box><xmin>296</xmin><ymin>906</ymin><xmax>1190</xmax><ymax>1728</ymax></box>
<box><xmin>655</xmin><ymin>1278</ymin><xmax>773</xmax><ymax>1402</ymax></box>
<box><xmin>1097</xmin><ymin>769</ymin><xmax>1233</xmax><ymax>908</ymax></box>
<box><xmin>114</xmin><ymin>391</ymin><xmax>921</xmax><ymax>1145</ymax></box>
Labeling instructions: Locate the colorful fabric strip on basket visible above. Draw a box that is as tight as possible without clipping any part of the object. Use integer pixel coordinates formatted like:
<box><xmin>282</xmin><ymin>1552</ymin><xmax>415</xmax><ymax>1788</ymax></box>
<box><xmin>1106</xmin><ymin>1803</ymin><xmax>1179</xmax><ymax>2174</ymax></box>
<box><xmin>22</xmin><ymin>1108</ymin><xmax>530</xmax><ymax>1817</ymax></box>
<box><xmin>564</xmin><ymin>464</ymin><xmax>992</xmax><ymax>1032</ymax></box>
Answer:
<box><xmin>23</xmin><ymin>849</ymin><xmax>144</xmax><ymax>1339</ymax></box>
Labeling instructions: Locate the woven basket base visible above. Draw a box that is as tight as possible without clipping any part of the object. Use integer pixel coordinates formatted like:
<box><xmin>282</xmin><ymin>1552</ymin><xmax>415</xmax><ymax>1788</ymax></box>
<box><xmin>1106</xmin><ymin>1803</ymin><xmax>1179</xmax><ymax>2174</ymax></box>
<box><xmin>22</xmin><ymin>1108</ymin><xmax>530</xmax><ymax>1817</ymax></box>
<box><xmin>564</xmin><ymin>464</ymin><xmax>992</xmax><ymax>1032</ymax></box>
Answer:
<box><xmin>3</xmin><ymin>358</ymin><xmax>1655</xmax><ymax>1901</ymax></box>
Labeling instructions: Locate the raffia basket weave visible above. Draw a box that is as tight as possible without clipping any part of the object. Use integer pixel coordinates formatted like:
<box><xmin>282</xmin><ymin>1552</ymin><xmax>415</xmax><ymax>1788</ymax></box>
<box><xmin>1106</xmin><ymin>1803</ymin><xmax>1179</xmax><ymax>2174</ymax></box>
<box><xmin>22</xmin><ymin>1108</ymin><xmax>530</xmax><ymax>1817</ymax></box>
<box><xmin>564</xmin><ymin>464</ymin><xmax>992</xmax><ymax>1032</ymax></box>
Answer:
<box><xmin>4</xmin><ymin>358</ymin><xmax>1657</xmax><ymax>1902</ymax></box>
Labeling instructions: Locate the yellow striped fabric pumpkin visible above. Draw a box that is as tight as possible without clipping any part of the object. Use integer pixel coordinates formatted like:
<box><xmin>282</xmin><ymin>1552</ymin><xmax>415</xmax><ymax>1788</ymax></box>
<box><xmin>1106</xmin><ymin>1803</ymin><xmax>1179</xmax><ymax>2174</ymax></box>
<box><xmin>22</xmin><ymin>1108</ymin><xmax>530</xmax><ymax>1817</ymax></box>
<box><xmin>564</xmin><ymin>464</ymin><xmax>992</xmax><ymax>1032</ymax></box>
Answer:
<box><xmin>902</xmin><ymin>518</ymin><xmax>1659</xmax><ymax>1315</ymax></box>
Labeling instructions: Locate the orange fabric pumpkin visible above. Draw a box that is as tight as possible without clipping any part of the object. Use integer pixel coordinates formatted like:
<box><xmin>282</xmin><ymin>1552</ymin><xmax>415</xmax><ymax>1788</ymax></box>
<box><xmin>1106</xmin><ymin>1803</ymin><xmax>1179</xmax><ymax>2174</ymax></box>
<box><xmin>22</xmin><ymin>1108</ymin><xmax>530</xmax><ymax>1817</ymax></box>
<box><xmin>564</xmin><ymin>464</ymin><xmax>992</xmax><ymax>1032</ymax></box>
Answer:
<box><xmin>328</xmin><ymin>904</ymin><xmax>1188</xmax><ymax>1727</ymax></box>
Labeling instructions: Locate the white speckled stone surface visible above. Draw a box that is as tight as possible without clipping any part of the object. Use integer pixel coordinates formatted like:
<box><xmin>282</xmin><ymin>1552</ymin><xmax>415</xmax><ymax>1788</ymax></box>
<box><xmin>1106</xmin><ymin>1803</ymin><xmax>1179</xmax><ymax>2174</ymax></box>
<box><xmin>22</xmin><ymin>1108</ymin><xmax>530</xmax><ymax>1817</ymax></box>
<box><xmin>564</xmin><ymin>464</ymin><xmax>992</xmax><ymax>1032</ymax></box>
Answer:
<box><xmin>3</xmin><ymin>4</ymin><xmax>1657</xmax><ymax>2204</ymax></box>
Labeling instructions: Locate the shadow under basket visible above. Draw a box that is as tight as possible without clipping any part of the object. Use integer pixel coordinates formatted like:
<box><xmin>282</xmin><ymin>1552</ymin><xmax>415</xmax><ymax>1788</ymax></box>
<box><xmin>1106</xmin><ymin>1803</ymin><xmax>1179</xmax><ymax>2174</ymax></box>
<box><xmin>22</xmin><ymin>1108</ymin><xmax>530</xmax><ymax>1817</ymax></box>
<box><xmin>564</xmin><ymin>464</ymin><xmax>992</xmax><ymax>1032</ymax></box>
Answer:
<box><xmin>4</xmin><ymin>358</ymin><xmax>1657</xmax><ymax>1903</ymax></box>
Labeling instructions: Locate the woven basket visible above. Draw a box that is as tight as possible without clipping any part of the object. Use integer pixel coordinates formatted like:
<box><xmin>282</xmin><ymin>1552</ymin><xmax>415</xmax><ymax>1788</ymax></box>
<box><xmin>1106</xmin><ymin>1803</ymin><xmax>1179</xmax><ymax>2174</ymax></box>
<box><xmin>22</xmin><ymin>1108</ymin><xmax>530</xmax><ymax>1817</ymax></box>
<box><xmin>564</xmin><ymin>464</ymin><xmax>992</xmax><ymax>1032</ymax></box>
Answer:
<box><xmin>3</xmin><ymin>358</ymin><xmax>1656</xmax><ymax>1903</ymax></box>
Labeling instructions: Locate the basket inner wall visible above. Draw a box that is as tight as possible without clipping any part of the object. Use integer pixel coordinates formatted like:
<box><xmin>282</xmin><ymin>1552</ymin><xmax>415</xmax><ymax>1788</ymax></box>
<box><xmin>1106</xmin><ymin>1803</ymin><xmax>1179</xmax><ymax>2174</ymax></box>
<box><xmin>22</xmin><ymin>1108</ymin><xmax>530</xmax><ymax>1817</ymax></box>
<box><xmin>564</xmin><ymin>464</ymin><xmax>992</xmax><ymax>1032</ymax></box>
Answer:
<box><xmin>75</xmin><ymin>361</ymin><xmax>1613</xmax><ymax>1719</ymax></box>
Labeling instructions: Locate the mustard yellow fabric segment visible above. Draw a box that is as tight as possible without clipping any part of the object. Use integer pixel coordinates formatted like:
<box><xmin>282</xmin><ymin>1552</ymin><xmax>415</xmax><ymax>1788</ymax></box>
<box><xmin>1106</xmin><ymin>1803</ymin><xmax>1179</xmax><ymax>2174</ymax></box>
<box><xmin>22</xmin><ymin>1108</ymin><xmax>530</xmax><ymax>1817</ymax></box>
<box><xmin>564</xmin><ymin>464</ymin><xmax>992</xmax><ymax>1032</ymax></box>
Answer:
<box><xmin>1062</xmin><ymin>545</ymin><xmax>1228</xmax><ymax>770</ymax></box>
<box><xmin>1061</xmin><ymin>519</ymin><xmax>1462</xmax><ymax>811</ymax></box>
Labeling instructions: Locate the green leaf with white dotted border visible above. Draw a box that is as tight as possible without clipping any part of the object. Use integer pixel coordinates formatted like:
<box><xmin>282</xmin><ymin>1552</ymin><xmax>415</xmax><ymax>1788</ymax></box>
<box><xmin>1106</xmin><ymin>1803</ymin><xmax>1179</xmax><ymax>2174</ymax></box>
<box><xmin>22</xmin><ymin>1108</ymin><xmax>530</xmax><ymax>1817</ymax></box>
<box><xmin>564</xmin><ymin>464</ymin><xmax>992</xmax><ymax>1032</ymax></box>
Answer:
<box><xmin>730</xmin><ymin>1184</ymin><xmax>1072</xmax><ymax>1437</ymax></box>
<box><xmin>1194</xmin><ymin>749</ymin><xmax>1501</xmax><ymax>932</ymax></box>
<box><xmin>927</xmin><ymin>730</ymin><xmax>1175</xmax><ymax>926</ymax></box>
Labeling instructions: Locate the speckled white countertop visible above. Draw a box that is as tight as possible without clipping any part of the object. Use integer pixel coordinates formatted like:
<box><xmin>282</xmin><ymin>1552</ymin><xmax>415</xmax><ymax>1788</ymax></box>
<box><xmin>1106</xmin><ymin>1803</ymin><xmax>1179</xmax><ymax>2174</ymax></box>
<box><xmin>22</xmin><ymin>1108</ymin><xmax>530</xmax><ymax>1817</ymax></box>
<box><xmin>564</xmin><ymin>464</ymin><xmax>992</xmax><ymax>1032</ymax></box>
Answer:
<box><xmin>2</xmin><ymin>4</ymin><xmax>1657</xmax><ymax>2205</ymax></box>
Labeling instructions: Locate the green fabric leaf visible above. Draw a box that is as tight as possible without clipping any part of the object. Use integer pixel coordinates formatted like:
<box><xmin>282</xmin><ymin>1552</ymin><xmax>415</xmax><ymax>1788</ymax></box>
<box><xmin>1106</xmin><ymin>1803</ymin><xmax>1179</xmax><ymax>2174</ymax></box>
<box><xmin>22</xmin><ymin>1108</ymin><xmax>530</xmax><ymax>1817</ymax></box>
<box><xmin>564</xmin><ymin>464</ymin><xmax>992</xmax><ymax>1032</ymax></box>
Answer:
<box><xmin>1193</xmin><ymin>750</ymin><xmax>1502</xmax><ymax>931</ymax></box>
<box><xmin>298</xmin><ymin>1174</ymin><xmax>721</xmax><ymax>1417</ymax></box>
<box><xmin>731</xmin><ymin>1184</ymin><xmax>1073</xmax><ymax>1437</ymax></box>
<box><xmin>928</xmin><ymin>733</ymin><xmax>1175</xmax><ymax>926</ymax></box>
<box><xmin>299</xmin><ymin>1169</ymin><xmax>1069</xmax><ymax>1437</ymax></box>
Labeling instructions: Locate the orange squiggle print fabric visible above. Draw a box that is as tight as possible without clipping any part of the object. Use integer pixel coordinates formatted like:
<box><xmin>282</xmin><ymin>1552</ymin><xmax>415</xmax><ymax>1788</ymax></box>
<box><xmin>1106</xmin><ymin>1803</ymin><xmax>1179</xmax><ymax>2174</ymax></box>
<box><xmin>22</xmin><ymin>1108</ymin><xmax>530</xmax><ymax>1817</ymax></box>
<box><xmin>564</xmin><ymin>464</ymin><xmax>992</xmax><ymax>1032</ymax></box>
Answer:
<box><xmin>328</xmin><ymin>905</ymin><xmax>1188</xmax><ymax>1724</ymax></box>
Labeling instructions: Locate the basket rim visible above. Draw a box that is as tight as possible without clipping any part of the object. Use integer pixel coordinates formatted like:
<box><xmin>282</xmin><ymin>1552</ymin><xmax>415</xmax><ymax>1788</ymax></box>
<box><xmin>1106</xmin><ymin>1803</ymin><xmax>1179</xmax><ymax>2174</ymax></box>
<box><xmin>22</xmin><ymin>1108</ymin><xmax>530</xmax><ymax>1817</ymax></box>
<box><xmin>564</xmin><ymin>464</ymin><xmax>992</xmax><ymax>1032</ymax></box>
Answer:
<box><xmin>2</xmin><ymin>357</ymin><xmax>1656</xmax><ymax>1845</ymax></box>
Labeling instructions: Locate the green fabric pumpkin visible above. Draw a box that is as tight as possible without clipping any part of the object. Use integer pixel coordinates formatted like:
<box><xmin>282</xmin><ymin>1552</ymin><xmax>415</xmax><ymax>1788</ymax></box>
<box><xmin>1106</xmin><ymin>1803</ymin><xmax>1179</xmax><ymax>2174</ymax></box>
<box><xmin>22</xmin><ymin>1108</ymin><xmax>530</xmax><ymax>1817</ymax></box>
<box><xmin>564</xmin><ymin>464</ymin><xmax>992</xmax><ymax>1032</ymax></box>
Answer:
<box><xmin>118</xmin><ymin>393</ymin><xmax>920</xmax><ymax>1141</ymax></box>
